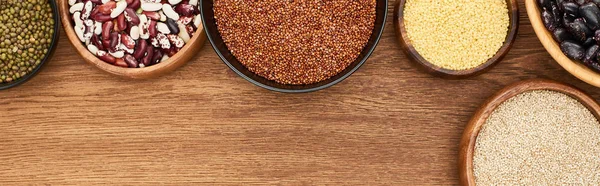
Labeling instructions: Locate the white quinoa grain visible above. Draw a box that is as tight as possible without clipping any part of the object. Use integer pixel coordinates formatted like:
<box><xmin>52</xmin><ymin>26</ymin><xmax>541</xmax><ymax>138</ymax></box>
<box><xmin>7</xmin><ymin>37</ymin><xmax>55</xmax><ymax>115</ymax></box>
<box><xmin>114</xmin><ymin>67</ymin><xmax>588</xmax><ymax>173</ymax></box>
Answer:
<box><xmin>403</xmin><ymin>0</ymin><xmax>509</xmax><ymax>70</ymax></box>
<box><xmin>474</xmin><ymin>90</ymin><xmax>600</xmax><ymax>185</ymax></box>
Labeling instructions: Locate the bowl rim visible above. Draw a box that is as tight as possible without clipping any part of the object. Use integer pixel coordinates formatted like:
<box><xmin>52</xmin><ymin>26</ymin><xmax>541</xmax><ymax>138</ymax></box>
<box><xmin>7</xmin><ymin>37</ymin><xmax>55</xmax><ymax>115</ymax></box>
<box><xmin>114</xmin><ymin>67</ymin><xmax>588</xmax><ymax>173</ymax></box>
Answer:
<box><xmin>394</xmin><ymin>0</ymin><xmax>519</xmax><ymax>79</ymax></box>
<box><xmin>525</xmin><ymin>0</ymin><xmax>600</xmax><ymax>87</ymax></box>
<box><xmin>58</xmin><ymin>0</ymin><xmax>207</xmax><ymax>79</ymax></box>
<box><xmin>201</xmin><ymin>0</ymin><xmax>388</xmax><ymax>93</ymax></box>
<box><xmin>458</xmin><ymin>79</ymin><xmax>600</xmax><ymax>185</ymax></box>
<box><xmin>0</xmin><ymin>0</ymin><xmax>60</xmax><ymax>90</ymax></box>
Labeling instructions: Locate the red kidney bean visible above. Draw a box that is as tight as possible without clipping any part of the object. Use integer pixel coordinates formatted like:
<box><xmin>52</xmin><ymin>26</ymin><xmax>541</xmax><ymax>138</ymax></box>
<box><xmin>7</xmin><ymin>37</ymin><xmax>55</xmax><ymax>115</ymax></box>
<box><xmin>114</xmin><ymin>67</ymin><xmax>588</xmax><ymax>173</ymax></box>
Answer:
<box><xmin>97</xmin><ymin>50</ymin><xmax>116</xmax><ymax>64</ymax></box>
<box><xmin>133</xmin><ymin>39</ymin><xmax>148</xmax><ymax>59</ymax></box>
<box><xmin>127</xmin><ymin>0</ymin><xmax>140</xmax><ymax>9</ymax></box>
<box><xmin>142</xmin><ymin>11</ymin><xmax>161</xmax><ymax>20</ymax></box>
<box><xmin>91</xmin><ymin>34</ymin><xmax>104</xmax><ymax>51</ymax></box>
<box><xmin>102</xmin><ymin>38</ymin><xmax>111</xmax><ymax>50</ymax></box>
<box><xmin>124</xmin><ymin>8</ymin><xmax>140</xmax><ymax>25</ymax></box>
<box><xmin>151</xmin><ymin>48</ymin><xmax>163</xmax><ymax>65</ymax></box>
<box><xmin>148</xmin><ymin>20</ymin><xmax>158</xmax><ymax>38</ymax></box>
<box><xmin>97</xmin><ymin>1</ymin><xmax>116</xmax><ymax>15</ymax></box>
<box><xmin>124</xmin><ymin>54</ymin><xmax>139</xmax><ymax>67</ymax></box>
<box><xmin>165</xmin><ymin>46</ymin><xmax>179</xmax><ymax>57</ymax></box>
<box><xmin>175</xmin><ymin>3</ymin><xmax>197</xmax><ymax>16</ymax></box>
<box><xmin>121</xmin><ymin>33</ymin><xmax>135</xmax><ymax>49</ymax></box>
<box><xmin>109</xmin><ymin>32</ymin><xmax>120</xmax><ymax>52</ymax></box>
<box><xmin>89</xmin><ymin>0</ymin><xmax>102</xmax><ymax>4</ymax></box>
<box><xmin>114</xmin><ymin>58</ymin><xmax>129</xmax><ymax>67</ymax></box>
<box><xmin>102</xmin><ymin>21</ymin><xmax>113</xmax><ymax>40</ymax></box>
<box><xmin>90</xmin><ymin>6</ymin><xmax>100</xmax><ymax>17</ymax></box>
<box><xmin>117</xmin><ymin>14</ymin><xmax>127</xmax><ymax>31</ymax></box>
<box><xmin>93</xmin><ymin>14</ymin><xmax>112</xmax><ymax>22</ymax></box>
<box><xmin>141</xmin><ymin>46</ymin><xmax>154</xmax><ymax>66</ymax></box>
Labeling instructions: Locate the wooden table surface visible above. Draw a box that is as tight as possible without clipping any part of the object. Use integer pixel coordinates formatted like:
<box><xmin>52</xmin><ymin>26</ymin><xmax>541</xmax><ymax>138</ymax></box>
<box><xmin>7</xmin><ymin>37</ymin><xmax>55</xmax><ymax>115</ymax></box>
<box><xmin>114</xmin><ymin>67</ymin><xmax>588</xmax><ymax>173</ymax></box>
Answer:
<box><xmin>2</xmin><ymin>0</ymin><xmax>598</xmax><ymax>185</ymax></box>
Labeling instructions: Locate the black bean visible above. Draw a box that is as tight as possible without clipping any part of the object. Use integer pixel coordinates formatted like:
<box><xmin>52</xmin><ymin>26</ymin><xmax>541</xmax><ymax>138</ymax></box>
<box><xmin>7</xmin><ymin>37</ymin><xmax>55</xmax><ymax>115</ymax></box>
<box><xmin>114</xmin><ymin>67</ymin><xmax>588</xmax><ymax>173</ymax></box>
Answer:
<box><xmin>584</xmin><ymin>45</ymin><xmax>599</xmax><ymax>63</ymax></box>
<box><xmin>576</xmin><ymin>0</ymin><xmax>587</xmax><ymax>6</ymax></box>
<box><xmin>567</xmin><ymin>18</ymin><xmax>593</xmax><ymax>42</ymax></box>
<box><xmin>579</xmin><ymin>2</ymin><xmax>600</xmax><ymax>30</ymax></box>
<box><xmin>594</xmin><ymin>0</ymin><xmax>600</xmax><ymax>6</ymax></box>
<box><xmin>543</xmin><ymin>9</ymin><xmax>558</xmax><ymax>31</ymax></box>
<box><xmin>554</xmin><ymin>27</ymin><xmax>573</xmax><ymax>42</ymax></box>
<box><xmin>562</xmin><ymin>2</ymin><xmax>580</xmax><ymax>17</ymax></box>
<box><xmin>539</xmin><ymin>0</ymin><xmax>552</xmax><ymax>10</ymax></box>
<box><xmin>564</xmin><ymin>13</ymin><xmax>576</xmax><ymax>25</ymax></box>
<box><xmin>561</xmin><ymin>40</ymin><xmax>586</xmax><ymax>60</ymax></box>
<box><xmin>584</xmin><ymin>37</ymin><xmax>596</xmax><ymax>47</ymax></box>
<box><xmin>552</xmin><ymin>2</ymin><xmax>564</xmax><ymax>27</ymax></box>
<box><xmin>166</xmin><ymin>18</ymin><xmax>179</xmax><ymax>34</ymax></box>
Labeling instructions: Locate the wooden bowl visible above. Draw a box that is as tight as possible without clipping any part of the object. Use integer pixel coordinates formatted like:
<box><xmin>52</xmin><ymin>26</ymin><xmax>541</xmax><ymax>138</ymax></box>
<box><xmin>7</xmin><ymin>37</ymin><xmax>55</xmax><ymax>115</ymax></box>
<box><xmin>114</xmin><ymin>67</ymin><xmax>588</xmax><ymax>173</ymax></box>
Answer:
<box><xmin>200</xmin><ymin>0</ymin><xmax>388</xmax><ymax>93</ymax></box>
<box><xmin>58</xmin><ymin>0</ymin><xmax>207</xmax><ymax>79</ymax></box>
<box><xmin>458</xmin><ymin>79</ymin><xmax>600</xmax><ymax>185</ymax></box>
<box><xmin>393</xmin><ymin>0</ymin><xmax>519</xmax><ymax>79</ymax></box>
<box><xmin>526</xmin><ymin>0</ymin><xmax>600</xmax><ymax>87</ymax></box>
<box><xmin>0</xmin><ymin>0</ymin><xmax>60</xmax><ymax>90</ymax></box>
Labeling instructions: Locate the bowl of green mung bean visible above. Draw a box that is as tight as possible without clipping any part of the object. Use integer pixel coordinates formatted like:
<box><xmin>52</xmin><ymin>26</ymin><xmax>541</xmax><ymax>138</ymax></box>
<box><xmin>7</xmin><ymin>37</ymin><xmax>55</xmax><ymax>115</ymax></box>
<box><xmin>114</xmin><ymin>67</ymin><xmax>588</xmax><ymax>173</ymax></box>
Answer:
<box><xmin>0</xmin><ymin>0</ymin><xmax>60</xmax><ymax>90</ymax></box>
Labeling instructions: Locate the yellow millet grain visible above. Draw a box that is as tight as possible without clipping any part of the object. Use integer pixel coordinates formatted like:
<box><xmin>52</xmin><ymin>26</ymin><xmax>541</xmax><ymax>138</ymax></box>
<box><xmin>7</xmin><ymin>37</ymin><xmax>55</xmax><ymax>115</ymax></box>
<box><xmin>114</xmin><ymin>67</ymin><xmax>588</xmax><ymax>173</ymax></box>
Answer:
<box><xmin>403</xmin><ymin>0</ymin><xmax>509</xmax><ymax>70</ymax></box>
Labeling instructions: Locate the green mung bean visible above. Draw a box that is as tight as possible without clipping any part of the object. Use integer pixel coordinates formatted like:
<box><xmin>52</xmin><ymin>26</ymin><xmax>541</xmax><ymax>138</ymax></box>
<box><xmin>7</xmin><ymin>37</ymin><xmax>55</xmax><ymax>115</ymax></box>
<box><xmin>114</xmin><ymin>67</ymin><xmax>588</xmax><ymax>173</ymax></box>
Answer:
<box><xmin>0</xmin><ymin>0</ymin><xmax>54</xmax><ymax>84</ymax></box>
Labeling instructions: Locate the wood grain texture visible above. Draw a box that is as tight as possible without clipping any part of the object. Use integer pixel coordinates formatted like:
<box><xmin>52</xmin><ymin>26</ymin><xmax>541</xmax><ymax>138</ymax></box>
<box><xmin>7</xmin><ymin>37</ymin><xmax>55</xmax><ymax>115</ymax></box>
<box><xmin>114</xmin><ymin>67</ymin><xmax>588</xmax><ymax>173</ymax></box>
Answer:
<box><xmin>394</xmin><ymin>0</ymin><xmax>519</xmax><ymax>79</ymax></box>
<box><xmin>458</xmin><ymin>79</ymin><xmax>600</xmax><ymax>186</ymax></box>
<box><xmin>2</xmin><ymin>0</ymin><xmax>600</xmax><ymax>185</ymax></box>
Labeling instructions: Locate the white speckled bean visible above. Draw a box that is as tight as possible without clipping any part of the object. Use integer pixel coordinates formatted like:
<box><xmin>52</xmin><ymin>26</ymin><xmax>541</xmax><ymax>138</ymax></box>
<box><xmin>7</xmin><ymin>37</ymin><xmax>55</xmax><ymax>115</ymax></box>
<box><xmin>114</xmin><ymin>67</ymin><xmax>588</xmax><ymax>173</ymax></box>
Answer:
<box><xmin>162</xmin><ymin>4</ymin><xmax>179</xmax><ymax>20</ymax></box>
<box><xmin>110</xmin><ymin>0</ymin><xmax>128</xmax><ymax>18</ymax></box>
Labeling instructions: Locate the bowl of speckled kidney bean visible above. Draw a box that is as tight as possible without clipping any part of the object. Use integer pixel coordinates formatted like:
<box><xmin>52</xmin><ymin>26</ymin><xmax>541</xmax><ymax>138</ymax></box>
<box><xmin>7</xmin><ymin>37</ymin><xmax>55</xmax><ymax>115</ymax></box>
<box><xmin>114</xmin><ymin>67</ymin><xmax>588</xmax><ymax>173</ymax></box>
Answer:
<box><xmin>59</xmin><ymin>0</ymin><xmax>207</xmax><ymax>79</ymax></box>
<box><xmin>201</xmin><ymin>0</ymin><xmax>387</xmax><ymax>93</ymax></box>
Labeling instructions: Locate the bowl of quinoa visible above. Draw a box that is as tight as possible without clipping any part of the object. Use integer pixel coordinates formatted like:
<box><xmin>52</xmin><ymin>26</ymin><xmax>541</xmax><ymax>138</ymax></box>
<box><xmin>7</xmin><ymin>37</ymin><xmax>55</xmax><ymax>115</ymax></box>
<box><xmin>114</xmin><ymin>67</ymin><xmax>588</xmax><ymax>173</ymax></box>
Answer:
<box><xmin>459</xmin><ymin>79</ymin><xmax>600</xmax><ymax>185</ymax></box>
<box><xmin>201</xmin><ymin>0</ymin><xmax>388</xmax><ymax>93</ymax></box>
<box><xmin>394</xmin><ymin>0</ymin><xmax>519</xmax><ymax>78</ymax></box>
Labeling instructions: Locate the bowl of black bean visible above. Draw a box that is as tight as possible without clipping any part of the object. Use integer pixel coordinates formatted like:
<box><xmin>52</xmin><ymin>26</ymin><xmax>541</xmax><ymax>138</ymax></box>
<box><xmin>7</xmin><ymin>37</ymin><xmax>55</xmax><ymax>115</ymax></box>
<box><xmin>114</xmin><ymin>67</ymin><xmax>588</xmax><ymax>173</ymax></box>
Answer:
<box><xmin>527</xmin><ymin>0</ymin><xmax>600</xmax><ymax>87</ymax></box>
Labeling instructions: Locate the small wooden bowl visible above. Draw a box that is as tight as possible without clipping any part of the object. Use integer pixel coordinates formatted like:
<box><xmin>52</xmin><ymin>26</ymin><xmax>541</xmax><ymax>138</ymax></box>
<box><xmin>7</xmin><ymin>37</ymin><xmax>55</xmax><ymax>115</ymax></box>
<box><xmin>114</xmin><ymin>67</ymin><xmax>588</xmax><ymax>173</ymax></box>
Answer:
<box><xmin>58</xmin><ymin>0</ymin><xmax>207</xmax><ymax>79</ymax></box>
<box><xmin>458</xmin><ymin>79</ymin><xmax>600</xmax><ymax>186</ymax></box>
<box><xmin>526</xmin><ymin>0</ymin><xmax>600</xmax><ymax>87</ymax></box>
<box><xmin>393</xmin><ymin>0</ymin><xmax>519</xmax><ymax>79</ymax></box>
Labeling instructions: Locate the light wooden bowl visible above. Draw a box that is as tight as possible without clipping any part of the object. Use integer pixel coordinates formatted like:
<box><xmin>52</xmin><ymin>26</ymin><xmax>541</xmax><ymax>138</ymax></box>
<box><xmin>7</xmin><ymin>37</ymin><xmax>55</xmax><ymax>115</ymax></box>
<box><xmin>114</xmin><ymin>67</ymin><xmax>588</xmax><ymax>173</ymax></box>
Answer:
<box><xmin>526</xmin><ymin>0</ymin><xmax>600</xmax><ymax>87</ymax></box>
<box><xmin>394</xmin><ymin>0</ymin><xmax>519</xmax><ymax>79</ymax></box>
<box><xmin>458</xmin><ymin>79</ymin><xmax>600</xmax><ymax>186</ymax></box>
<box><xmin>58</xmin><ymin>0</ymin><xmax>207</xmax><ymax>79</ymax></box>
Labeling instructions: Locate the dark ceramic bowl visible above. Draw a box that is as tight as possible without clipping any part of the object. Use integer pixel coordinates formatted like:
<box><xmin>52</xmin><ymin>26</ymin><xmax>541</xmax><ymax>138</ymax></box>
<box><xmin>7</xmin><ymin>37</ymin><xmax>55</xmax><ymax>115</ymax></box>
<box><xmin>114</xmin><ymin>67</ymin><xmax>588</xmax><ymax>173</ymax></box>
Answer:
<box><xmin>0</xmin><ymin>0</ymin><xmax>60</xmax><ymax>90</ymax></box>
<box><xmin>201</xmin><ymin>1</ymin><xmax>388</xmax><ymax>93</ymax></box>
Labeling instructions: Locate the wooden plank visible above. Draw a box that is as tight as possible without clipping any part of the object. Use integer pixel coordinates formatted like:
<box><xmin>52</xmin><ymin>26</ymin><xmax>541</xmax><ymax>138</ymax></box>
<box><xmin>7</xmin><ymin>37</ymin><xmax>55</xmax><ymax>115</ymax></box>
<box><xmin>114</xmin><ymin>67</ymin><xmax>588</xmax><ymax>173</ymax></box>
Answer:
<box><xmin>1</xmin><ymin>0</ymin><xmax>598</xmax><ymax>185</ymax></box>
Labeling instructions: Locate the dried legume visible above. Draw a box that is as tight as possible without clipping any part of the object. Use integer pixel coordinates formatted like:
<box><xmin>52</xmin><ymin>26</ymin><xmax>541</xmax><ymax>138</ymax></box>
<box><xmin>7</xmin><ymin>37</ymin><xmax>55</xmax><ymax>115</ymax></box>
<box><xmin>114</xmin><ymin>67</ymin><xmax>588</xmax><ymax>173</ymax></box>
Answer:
<box><xmin>474</xmin><ymin>90</ymin><xmax>600</xmax><ymax>185</ymax></box>
<box><xmin>213</xmin><ymin>0</ymin><xmax>376</xmax><ymax>85</ymax></box>
<box><xmin>68</xmin><ymin>0</ymin><xmax>202</xmax><ymax>68</ymax></box>
<box><xmin>0</xmin><ymin>0</ymin><xmax>54</xmax><ymax>84</ymax></box>
<box><xmin>404</xmin><ymin>0</ymin><xmax>509</xmax><ymax>70</ymax></box>
<box><xmin>540</xmin><ymin>0</ymin><xmax>600</xmax><ymax>72</ymax></box>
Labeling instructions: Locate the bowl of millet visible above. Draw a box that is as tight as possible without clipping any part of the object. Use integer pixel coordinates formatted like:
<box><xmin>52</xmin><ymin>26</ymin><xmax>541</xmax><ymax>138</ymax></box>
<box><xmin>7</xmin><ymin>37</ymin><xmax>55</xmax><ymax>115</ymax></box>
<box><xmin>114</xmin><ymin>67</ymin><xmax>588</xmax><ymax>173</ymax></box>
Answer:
<box><xmin>60</xmin><ymin>0</ymin><xmax>207</xmax><ymax>79</ymax></box>
<box><xmin>394</xmin><ymin>0</ymin><xmax>519</xmax><ymax>78</ymax></box>
<box><xmin>527</xmin><ymin>0</ymin><xmax>600</xmax><ymax>87</ymax></box>
<box><xmin>460</xmin><ymin>79</ymin><xmax>600</xmax><ymax>185</ymax></box>
<box><xmin>0</xmin><ymin>0</ymin><xmax>60</xmax><ymax>90</ymax></box>
<box><xmin>201</xmin><ymin>0</ymin><xmax>387</xmax><ymax>93</ymax></box>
